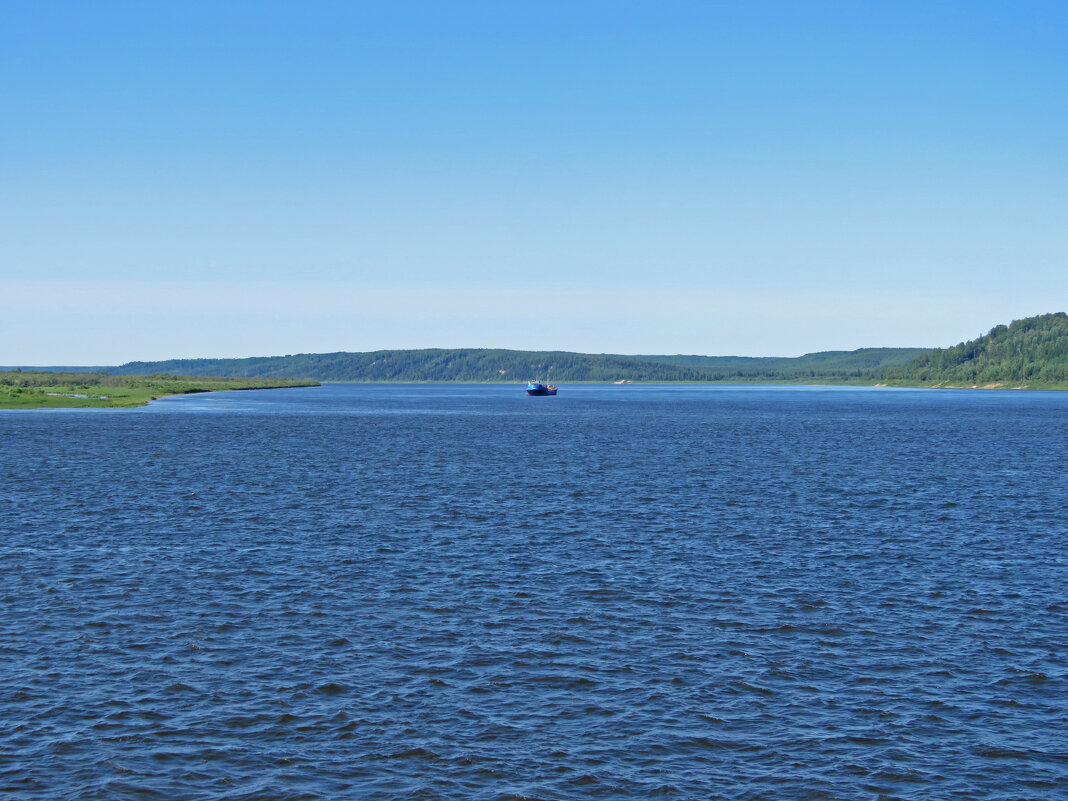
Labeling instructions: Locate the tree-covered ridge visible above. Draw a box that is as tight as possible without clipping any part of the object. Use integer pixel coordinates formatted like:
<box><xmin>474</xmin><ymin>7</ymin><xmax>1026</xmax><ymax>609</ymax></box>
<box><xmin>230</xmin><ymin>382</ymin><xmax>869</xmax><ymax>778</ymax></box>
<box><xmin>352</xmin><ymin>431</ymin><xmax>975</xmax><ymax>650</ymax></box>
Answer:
<box><xmin>15</xmin><ymin>313</ymin><xmax>1065</xmax><ymax>387</ymax></box>
<box><xmin>110</xmin><ymin>350</ymin><xmax>714</xmax><ymax>383</ymax></box>
<box><xmin>877</xmin><ymin>313</ymin><xmax>1068</xmax><ymax>386</ymax></box>
<box><xmin>105</xmin><ymin>346</ymin><xmax>931</xmax><ymax>384</ymax></box>
<box><xmin>635</xmin><ymin>348</ymin><xmax>928</xmax><ymax>380</ymax></box>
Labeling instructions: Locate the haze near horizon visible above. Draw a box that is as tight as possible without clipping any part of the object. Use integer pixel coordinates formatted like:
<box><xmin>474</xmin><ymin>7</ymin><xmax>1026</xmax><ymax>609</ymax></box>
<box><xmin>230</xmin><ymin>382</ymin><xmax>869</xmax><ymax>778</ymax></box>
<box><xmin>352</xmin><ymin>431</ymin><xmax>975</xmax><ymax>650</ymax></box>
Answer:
<box><xmin>2</xmin><ymin>1</ymin><xmax>1066</xmax><ymax>363</ymax></box>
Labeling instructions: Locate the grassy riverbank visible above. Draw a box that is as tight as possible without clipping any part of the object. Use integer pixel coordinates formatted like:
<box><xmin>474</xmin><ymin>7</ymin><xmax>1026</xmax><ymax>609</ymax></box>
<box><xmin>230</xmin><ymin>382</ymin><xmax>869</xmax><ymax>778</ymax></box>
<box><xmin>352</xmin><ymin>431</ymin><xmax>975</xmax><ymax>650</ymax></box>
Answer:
<box><xmin>0</xmin><ymin>372</ymin><xmax>319</xmax><ymax>409</ymax></box>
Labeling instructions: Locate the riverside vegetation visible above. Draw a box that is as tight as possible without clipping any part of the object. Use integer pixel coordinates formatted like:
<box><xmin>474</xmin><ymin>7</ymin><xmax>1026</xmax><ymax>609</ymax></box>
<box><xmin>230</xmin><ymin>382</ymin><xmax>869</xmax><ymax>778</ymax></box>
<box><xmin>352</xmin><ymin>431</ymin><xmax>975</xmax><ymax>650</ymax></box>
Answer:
<box><xmin>874</xmin><ymin>312</ymin><xmax>1068</xmax><ymax>388</ymax></box>
<box><xmin>98</xmin><ymin>313</ymin><xmax>1068</xmax><ymax>388</ymax></box>
<box><xmin>6</xmin><ymin>313</ymin><xmax>1066</xmax><ymax>401</ymax></box>
<box><xmin>0</xmin><ymin>373</ymin><xmax>318</xmax><ymax>409</ymax></box>
<box><xmin>98</xmin><ymin>348</ymin><xmax>929</xmax><ymax>384</ymax></box>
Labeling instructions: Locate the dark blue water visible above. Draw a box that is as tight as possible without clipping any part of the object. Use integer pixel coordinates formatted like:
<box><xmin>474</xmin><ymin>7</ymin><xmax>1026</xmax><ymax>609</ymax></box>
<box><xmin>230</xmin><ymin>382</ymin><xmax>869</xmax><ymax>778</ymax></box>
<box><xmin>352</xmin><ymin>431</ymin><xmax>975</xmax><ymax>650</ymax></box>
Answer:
<box><xmin>2</xmin><ymin>384</ymin><xmax>1067</xmax><ymax>800</ymax></box>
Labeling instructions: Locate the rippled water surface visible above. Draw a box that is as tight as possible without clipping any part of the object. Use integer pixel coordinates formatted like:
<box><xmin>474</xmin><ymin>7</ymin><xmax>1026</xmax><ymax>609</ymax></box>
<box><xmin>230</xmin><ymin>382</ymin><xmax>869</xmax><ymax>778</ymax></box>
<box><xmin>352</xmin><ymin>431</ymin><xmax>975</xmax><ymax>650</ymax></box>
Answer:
<box><xmin>2</xmin><ymin>384</ymin><xmax>1067</xmax><ymax>800</ymax></box>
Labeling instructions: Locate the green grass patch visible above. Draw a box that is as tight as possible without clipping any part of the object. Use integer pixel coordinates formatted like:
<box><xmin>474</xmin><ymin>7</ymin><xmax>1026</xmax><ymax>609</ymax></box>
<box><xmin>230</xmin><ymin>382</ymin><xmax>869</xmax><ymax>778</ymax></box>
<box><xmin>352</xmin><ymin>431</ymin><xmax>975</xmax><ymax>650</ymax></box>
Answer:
<box><xmin>0</xmin><ymin>372</ymin><xmax>319</xmax><ymax>409</ymax></box>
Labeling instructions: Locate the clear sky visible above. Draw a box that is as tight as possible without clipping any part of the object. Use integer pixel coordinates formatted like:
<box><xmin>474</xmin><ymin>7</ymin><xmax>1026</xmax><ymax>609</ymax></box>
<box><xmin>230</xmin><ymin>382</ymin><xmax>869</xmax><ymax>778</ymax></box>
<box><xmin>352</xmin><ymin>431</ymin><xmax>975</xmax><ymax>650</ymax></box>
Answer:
<box><xmin>3</xmin><ymin>1</ymin><xmax>1066</xmax><ymax>363</ymax></box>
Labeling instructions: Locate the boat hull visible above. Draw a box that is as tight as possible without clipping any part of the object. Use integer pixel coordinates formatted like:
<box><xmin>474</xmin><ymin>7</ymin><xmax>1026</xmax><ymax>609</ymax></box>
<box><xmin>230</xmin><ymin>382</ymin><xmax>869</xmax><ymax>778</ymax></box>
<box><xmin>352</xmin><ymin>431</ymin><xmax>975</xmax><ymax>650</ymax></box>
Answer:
<box><xmin>526</xmin><ymin>383</ymin><xmax>558</xmax><ymax>396</ymax></box>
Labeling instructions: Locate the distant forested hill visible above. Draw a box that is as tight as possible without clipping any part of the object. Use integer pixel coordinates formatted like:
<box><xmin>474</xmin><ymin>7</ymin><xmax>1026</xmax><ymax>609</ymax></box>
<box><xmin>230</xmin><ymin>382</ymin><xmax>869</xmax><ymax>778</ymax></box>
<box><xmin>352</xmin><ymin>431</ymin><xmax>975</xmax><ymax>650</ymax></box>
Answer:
<box><xmin>635</xmin><ymin>348</ymin><xmax>927</xmax><ymax>380</ymax></box>
<box><xmin>877</xmin><ymin>312</ymin><xmax>1068</xmax><ymax>387</ymax></box>
<box><xmin>108</xmin><ymin>350</ymin><xmax>714</xmax><ymax>383</ymax></box>
<box><xmin>32</xmin><ymin>313</ymin><xmax>1066</xmax><ymax>386</ymax></box>
<box><xmin>105</xmin><ymin>347</ymin><xmax>926</xmax><ymax>383</ymax></box>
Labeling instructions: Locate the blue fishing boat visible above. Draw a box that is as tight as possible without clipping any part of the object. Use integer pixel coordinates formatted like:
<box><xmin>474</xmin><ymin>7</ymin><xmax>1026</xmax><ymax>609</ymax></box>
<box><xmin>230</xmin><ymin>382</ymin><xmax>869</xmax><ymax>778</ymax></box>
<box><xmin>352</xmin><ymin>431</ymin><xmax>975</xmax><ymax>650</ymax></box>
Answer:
<box><xmin>526</xmin><ymin>382</ymin><xmax>558</xmax><ymax>396</ymax></box>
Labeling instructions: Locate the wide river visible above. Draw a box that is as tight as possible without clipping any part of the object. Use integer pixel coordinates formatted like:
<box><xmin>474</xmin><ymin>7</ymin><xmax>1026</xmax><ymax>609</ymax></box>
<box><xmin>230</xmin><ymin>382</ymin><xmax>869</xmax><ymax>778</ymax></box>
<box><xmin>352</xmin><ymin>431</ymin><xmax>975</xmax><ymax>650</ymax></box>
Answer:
<box><xmin>2</xmin><ymin>384</ymin><xmax>1066</xmax><ymax>800</ymax></box>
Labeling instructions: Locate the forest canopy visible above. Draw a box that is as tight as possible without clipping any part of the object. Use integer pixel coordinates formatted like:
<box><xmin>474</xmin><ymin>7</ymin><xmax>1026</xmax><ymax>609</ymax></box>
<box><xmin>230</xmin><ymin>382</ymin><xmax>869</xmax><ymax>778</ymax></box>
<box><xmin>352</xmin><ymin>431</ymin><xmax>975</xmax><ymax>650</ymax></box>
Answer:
<box><xmin>8</xmin><ymin>313</ymin><xmax>1066</xmax><ymax>389</ymax></box>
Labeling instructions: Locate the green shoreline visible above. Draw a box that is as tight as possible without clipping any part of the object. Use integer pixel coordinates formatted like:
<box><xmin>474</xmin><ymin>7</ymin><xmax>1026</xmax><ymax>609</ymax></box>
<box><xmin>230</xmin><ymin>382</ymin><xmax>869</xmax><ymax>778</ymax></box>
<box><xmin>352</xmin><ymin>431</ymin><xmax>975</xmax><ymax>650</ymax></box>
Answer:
<box><xmin>52</xmin><ymin>312</ymin><xmax>1060</xmax><ymax>388</ymax></box>
<box><xmin>311</xmin><ymin>378</ymin><xmax>1068</xmax><ymax>388</ymax></box>
<box><xmin>6</xmin><ymin>309</ymin><xmax>1068</xmax><ymax>409</ymax></box>
<box><xmin>0</xmin><ymin>372</ymin><xmax>320</xmax><ymax>410</ymax></box>
<box><xmin>5</xmin><ymin>375</ymin><xmax>1066</xmax><ymax>410</ymax></box>
<box><xmin>313</xmin><ymin>378</ymin><xmax>1068</xmax><ymax>390</ymax></box>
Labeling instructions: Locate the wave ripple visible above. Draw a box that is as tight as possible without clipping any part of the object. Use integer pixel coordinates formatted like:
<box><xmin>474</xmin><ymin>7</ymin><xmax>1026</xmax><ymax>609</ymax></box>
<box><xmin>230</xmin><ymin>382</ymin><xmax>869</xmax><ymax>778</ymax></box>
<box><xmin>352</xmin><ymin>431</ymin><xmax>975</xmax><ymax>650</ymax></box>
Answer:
<box><xmin>2</xmin><ymin>384</ymin><xmax>1067</xmax><ymax>799</ymax></box>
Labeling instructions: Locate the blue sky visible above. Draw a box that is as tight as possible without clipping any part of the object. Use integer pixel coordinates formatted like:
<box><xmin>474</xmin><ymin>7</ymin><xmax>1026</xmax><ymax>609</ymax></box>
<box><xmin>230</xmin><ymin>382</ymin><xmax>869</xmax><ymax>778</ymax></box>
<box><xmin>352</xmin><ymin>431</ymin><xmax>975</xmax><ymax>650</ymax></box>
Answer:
<box><xmin>3</xmin><ymin>1</ymin><xmax>1066</xmax><ymax>362</ymax></box>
